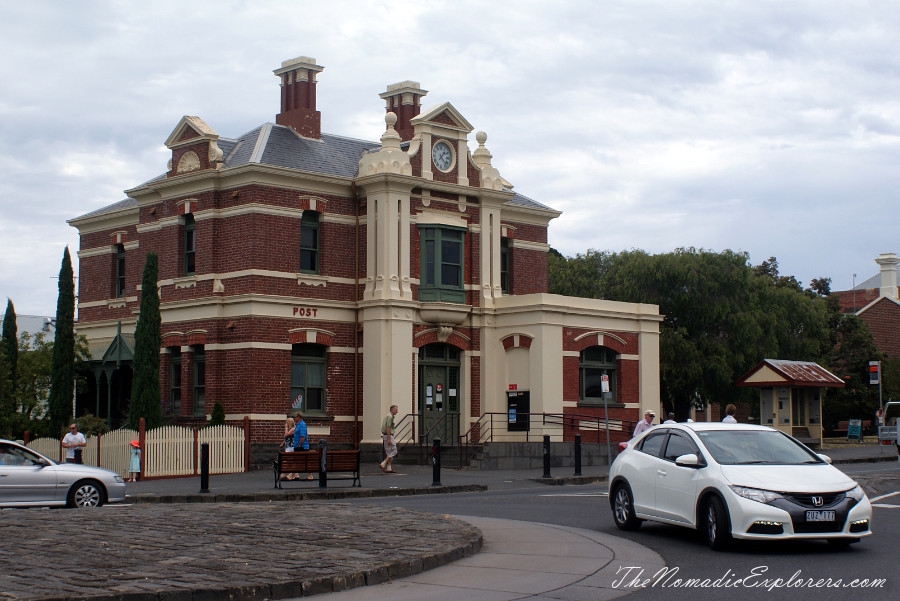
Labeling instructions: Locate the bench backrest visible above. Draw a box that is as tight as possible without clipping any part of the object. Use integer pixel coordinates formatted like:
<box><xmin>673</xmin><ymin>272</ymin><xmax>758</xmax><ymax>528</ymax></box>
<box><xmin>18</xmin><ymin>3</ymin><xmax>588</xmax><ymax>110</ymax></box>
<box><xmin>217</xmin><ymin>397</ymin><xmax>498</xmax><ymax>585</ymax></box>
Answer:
<box><xmin>278</xmin><ymin>450</ymin><xmax>357</xmax><ymax>473</ymax></box>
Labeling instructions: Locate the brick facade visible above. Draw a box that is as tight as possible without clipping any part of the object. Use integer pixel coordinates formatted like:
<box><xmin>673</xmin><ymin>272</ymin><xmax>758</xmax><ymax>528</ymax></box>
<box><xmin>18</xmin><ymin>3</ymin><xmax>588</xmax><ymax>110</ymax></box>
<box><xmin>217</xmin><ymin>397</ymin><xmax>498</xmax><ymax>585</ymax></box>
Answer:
<box><xmin>70</xmin><ymin>59</ymin><xmax>661</xmax><ymax>447</ymax></box>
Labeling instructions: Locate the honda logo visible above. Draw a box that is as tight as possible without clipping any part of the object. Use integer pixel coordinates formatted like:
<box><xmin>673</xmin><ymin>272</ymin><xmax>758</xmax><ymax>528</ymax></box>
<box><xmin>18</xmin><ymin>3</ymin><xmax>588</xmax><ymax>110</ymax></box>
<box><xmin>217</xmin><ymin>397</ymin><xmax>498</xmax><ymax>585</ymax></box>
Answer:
<box><xmin>811</xmin><ymin>496</ymin><xmax>824</xmax><ymax>507</ymax></box>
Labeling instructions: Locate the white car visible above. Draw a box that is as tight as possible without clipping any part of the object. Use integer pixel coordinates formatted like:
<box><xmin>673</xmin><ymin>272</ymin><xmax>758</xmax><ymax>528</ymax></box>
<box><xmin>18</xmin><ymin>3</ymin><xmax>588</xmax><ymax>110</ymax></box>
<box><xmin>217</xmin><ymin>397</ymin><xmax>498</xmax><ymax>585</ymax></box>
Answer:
<box><xmin>608</xmin><ymin>423</ymin><xmax>872</xmax><ymax>550</ymax></box>
<box><xmin>0</xmin><ymin>439</ymin><xmax>127</xmax><ymax>508</ymax></box>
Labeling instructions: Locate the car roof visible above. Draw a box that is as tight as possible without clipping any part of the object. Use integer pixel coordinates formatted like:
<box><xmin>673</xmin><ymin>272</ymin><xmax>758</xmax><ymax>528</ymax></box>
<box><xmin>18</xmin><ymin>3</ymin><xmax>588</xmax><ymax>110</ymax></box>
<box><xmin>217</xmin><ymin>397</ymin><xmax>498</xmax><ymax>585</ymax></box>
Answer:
<box><xmin>663</xmin><ymin>422</ymin><xmax>775</xmax><ymax>433</ymax></box>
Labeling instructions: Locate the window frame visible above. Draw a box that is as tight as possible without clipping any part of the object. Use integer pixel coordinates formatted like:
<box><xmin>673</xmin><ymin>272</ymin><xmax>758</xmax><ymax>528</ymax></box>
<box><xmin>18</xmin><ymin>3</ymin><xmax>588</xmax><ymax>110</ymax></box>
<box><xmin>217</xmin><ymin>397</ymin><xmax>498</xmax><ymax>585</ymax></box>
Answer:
<box><xmin>183</xmin><ymin>214</ymin><xmax>196</xmax><ymax>276</ymax></box>
<box><xmin>579</xmin><ymin>346</ymin><xmax>617</xmax><ymax>405</ymax></box>
<box><xmin>192</xmin><ymin>345</ymin><xmax>205</xmax><ymax>418</ymax></box>
<box><xmin>115</xmin><ymin>244</ymin><xmax>126</xmax><ymax>298</ymax></box>
<box><xmin>500</xmin><ymin>237</ymin><xmax>510</xmax><ymax>294</ymax></box>
<box><xmin>169</xmin><ymin>348</ymin><xmax>181</xmax><ymax>415</ymax></box>
<box><xmin>417</xmin><ymin>225</ymin><xmax>466</xmax><ymax>303</ymax></box>
<box><xmin>300</xmin><ymin>210</ymin><xmax>320</xmax><ymax>274</ymax></box>
<box><xmin>290</xmin><ymin>344</ymin><xmax>326</xmax><ymax>415</ymax></box>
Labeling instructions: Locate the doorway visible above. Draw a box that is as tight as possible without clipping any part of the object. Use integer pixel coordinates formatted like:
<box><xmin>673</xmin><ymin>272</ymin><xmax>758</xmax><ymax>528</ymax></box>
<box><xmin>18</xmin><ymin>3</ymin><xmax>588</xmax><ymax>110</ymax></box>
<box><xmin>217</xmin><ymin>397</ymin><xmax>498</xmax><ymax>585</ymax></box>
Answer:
<box><xmin>418</xmin><ymin>343</ymin><xmax>461</xmax><ymax>446</ymax></box>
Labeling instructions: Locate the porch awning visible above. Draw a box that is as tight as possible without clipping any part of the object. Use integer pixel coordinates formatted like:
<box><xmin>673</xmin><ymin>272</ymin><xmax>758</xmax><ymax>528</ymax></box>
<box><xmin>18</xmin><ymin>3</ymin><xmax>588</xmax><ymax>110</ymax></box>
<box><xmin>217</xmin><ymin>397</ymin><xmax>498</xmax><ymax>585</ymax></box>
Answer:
<box><xmin>736</xmin><ymin>359</ymin><xmax>845</xmax><ymax>388</ymax></box>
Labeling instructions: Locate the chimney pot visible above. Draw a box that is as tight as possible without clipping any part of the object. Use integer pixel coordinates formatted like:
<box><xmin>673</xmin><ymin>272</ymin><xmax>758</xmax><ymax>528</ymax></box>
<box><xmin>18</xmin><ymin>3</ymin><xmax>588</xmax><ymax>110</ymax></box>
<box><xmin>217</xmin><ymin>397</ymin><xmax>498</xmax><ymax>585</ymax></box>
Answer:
<box><xmin>875</xmin><ymin>252</ymin><xmax>899</xmax><ymax>300</ymax></box>
<box><xmin>274</xmin><ymin>57</ymin><xmax>325</xmax><ymax>138</ymax></box>
<box><xmin>379</xmin><ymin>81</ymin><xmax>427</xmax><ymax>141</ymax></box>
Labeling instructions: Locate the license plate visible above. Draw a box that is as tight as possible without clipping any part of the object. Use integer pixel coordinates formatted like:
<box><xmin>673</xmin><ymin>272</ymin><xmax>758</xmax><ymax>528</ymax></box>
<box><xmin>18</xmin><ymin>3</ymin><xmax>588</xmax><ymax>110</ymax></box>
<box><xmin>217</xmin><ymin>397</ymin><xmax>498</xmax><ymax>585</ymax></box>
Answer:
<box><xmin>806</xmin><ymin>510</ymin><xmax>835</xmax><ymax>522</ymax></box>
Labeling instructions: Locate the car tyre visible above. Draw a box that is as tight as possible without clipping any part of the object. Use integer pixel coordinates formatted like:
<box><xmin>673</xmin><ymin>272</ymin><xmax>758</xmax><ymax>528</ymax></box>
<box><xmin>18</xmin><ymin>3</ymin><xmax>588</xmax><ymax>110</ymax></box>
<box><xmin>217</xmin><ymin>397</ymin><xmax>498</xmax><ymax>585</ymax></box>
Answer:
<box><xmin>612</xmin><ymin>483</ymin><xmax>642</xmax><ymax>531</ymax></box>
<box><xmin>67</xmin><ymin>479</ymin><xmax>106</xmax><ymax>508</ymax></box>
<box><xmin>703</xmin><ymin>495</ymin><xmax>732</xmax><ymax>550</ymax></box>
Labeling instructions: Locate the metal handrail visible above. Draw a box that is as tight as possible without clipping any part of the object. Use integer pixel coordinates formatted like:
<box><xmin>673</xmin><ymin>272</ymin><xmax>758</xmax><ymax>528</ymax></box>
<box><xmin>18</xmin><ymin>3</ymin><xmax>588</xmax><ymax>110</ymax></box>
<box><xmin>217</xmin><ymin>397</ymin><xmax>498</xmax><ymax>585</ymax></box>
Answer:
<box><xmin>459</xmin><ymin>411</ymin><xmax>639</xmax><ymax>468</ymax></box>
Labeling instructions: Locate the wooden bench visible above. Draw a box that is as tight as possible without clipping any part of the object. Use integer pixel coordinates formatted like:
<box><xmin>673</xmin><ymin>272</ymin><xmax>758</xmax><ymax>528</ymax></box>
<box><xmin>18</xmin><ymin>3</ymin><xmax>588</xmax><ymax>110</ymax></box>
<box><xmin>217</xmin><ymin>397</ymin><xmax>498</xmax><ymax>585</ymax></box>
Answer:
<box><xmin>833</xmin><ymin>420</ymin><xmax>872</xmax><ymax>436</ymax></box>
<box><xmin>273</xmin><ymin>449</ymin><xmax>361</xmax><ymax>489</ymax></box>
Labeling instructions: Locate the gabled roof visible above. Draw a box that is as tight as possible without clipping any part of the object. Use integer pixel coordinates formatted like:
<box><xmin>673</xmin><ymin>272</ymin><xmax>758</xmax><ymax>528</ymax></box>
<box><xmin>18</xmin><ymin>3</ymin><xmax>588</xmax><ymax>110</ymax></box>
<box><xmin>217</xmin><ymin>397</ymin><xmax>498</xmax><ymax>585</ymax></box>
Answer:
<box><xmin>736</xmin><ymin>359</ymin><xmax>845</xmax><ymax>388</ymax></box>
<box><xmin>411</xmin><ymin>102</ymin><xmax>474</xmax><ymax>132</ymax></box>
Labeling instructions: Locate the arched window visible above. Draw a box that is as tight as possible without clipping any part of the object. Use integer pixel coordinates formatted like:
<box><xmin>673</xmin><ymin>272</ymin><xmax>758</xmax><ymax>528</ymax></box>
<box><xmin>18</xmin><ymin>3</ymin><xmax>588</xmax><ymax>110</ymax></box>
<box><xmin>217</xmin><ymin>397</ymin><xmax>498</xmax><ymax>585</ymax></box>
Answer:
<box><xmin>579</xmin><ymin>346</ymin><xmax>617</xmax><ymax>405</ymax></box>
<box><xmin>291</xmin><ymin>344</ymin><xmax>326</xmax><ymax>414</ymax></box>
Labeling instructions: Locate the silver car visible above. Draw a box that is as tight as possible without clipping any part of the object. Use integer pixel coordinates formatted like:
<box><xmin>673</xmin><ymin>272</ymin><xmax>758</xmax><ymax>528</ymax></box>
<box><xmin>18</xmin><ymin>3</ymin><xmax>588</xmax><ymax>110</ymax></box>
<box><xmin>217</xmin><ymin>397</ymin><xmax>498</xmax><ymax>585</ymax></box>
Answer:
<box><xmin>0</xmin><ymin>439</ymin><xmax>127</xmax><ymax>508</ymax></box>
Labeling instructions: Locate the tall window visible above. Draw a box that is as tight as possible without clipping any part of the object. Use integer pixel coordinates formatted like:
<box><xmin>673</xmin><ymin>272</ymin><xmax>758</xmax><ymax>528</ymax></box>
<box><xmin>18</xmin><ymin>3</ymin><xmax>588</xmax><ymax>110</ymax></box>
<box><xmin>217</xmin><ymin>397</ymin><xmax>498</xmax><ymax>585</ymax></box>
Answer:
<box><xmin>192</xmin><ymin>345</ymin><xmax>205</xmax><ymax>417</ymax></box>
<box><xmin>290</xmin><ymin>344</ymin><xmax>326</xmax><ymax>414</ymax></box>
<box><xmin>418</xmin><ymin>226</ymin><xmax>465</xmax><ymax>303</ymax></box>
<box><xmin>500</xmin><ymin>238</ymin><xmax>510</xmax><ymax>294</ymax></box>
<box><xmin>115</xmin><ymin>244</ymin><xmax>126</xmax><ymax>298</ymax></box>
<box><xmin>183</xmin><ymin>214</ymin><xmax>196</xmax><ymax>276</ymax></box>
<box><xmin>579</xmin><ymin>346</ymin><xmax>617</xmax><ymax>405</ymax></box>
<box><xmin>169</xmin><ymin>348</ymin><xmax>181</xmax><ymax>415</ymax></box>
<box><xmin>300</xmin><ymin>210</ymin><xmax>319</xmax><ymax>273</ymax></box>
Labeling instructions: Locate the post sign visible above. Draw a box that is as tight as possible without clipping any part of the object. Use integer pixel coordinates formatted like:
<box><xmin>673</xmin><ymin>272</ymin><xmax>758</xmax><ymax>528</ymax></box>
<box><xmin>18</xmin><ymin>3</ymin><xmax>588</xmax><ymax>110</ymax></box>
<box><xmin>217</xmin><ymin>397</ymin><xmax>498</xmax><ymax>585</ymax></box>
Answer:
<box><xmin>601</xmin><ymin>374</ymin><xmax>610</xmax><ymax>394</ymax></box>
<box><xmin>847</xmin><ymin>419</ymin><xmax>863</xmax><ymax>442</ymax></box>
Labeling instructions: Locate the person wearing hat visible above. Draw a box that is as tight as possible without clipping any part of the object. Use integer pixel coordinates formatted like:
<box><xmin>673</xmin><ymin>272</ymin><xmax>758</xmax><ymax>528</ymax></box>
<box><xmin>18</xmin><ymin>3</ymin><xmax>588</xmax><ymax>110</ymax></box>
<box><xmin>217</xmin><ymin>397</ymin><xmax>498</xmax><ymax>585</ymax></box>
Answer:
<box><xmin>128</xmin><ymin>440</ymin><xmax>141</xmax><ymax>482</ymax></box>
<box><xmin>633</xmin><ymin>409</ymin><xmax>656</xmax><ymax>437</ymax></box>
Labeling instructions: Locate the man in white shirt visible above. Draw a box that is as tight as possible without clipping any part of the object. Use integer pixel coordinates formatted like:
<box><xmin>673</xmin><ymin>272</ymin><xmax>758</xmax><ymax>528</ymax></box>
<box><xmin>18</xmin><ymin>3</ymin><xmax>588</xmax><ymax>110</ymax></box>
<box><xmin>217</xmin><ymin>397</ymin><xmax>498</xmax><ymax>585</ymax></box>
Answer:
<box><xmin>633</xmin><ymin>410</ymin><xmax>656</xmax><ymax>437</ymax></box>
<box><xmin>62</xmin><ymin>423</ymin><xmax>86</xmax><ymax>463</ymax></box>
<box><xmin>663</xmin><ymin>412</ymin><xmax>677</xmax><ymax>424</ymax></box>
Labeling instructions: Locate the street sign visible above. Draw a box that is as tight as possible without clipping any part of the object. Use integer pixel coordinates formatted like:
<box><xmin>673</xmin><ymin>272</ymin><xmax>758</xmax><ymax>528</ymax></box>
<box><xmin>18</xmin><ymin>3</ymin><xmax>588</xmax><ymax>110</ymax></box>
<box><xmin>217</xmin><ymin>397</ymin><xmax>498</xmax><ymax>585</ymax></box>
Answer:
<box><xmin>869</xmin><ymin>361</ymin><xmax>880</xmax><ymax>385</ymax></box>
<box><xmin>601</xmin><ymin>374</ymin><xmax>610</xmax><ymax>393</ymax></box>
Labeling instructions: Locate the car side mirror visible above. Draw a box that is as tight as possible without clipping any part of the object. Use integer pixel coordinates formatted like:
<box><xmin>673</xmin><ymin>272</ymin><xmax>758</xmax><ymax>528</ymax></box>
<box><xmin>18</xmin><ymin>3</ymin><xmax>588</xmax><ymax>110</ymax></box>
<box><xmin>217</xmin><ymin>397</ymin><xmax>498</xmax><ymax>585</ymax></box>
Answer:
<box><xmin>816</xmin><ymin>453</ymin><xmax>832</xmax><ymax>464</ymax></box>
<box><xmin>675</xmin><ymin>453</ymin><xmax>704</xmax><ymax>468</ymax></box>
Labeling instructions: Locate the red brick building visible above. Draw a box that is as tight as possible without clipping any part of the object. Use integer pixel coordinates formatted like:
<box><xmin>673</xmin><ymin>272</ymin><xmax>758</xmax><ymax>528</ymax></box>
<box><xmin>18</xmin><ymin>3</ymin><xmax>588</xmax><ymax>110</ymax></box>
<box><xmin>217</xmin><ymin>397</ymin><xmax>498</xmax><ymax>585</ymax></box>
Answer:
<box><xmin>833</xmin><ymin>252</ymin><xmax>900</xmax><ymax>359</ymax></box>
<box><xmin>69</xmin><ymin>57</ymin><xmax>661</xmax><ymax>451</ymax></box>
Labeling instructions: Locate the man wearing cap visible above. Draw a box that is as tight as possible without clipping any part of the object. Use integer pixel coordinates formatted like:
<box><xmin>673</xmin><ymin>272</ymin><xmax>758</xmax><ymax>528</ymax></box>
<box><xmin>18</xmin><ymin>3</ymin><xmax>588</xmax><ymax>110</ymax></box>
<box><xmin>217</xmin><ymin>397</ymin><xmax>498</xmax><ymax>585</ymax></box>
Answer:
<box><xmin>633</xmin><ymin>409</ymin><xmax>656</xmax><ymax>437</ymax></box>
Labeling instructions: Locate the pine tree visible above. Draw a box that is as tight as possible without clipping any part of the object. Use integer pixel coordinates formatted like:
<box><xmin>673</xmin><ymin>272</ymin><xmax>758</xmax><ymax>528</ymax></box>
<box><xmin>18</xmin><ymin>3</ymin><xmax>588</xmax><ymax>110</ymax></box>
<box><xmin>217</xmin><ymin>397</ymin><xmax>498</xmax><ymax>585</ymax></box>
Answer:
<box><xmin>0</xmin><ymin>299</ymin><xmax>16</xmax><ymax>436</ymax></box>
<box><xmin>47</xmin><ymin>248</ymin><xmax>76</xmax><ymax>436</ymax></box>
<box><xmin>2</xmin><ymin>299</ymin><xmax>17</xmax><ymax>387</ymax></box>
<box><xmin>129</xmin><ymin>252</ymin><xmax>163</xmax><ymax>430</ymax></box>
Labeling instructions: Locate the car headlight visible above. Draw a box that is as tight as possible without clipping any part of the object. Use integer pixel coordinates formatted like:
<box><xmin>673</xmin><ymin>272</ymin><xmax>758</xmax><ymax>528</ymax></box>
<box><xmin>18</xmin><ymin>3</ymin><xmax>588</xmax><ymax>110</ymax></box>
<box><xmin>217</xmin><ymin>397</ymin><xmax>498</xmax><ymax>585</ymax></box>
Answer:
<box><xmin>845</xmin><ymin>485</ymin><xmax>865</xmax><ymax>502</ymax></box>
<box><xmin>730</xmin><ymin>485</ymin><xmax>783</xmax><ymax>504</ymax></box>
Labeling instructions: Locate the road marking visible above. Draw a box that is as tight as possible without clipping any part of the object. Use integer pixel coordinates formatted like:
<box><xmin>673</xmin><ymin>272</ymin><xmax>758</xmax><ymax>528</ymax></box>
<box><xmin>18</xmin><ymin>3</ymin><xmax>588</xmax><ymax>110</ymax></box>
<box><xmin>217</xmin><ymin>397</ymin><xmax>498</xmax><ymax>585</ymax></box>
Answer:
<box><xmin>540</xmin><ymin>492</ymin><xmax>608</xmax><ymax>497</ymax></box>
<box><xmin>869</xmin><ymin>490</ymin><xmax>900</xmax><ymax>503</ymax></box>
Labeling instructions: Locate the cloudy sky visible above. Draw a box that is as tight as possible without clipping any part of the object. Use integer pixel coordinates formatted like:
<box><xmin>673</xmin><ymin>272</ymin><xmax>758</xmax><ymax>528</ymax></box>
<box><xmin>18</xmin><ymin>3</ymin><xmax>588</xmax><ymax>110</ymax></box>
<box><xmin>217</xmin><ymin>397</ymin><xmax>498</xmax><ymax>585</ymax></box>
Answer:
<box><xmin>2</xmin><ymin>0</ymin><xmax>899</xmax><ymax>316</ymax></box>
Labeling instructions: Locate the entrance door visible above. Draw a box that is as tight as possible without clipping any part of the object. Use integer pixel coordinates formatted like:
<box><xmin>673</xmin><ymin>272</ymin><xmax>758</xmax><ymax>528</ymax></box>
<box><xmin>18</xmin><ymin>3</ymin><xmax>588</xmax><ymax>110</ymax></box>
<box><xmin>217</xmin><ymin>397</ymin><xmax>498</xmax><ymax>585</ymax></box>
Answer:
<box><xmin>418</xmin><ymin>344</ymin><xmax>460</xmax><ymax>446</ymax></box>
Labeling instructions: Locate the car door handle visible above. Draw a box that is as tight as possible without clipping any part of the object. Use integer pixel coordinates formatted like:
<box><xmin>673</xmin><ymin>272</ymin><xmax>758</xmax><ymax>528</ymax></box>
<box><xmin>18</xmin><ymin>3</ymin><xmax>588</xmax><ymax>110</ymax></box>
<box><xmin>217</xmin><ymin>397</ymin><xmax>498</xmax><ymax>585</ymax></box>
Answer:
<box><xmin>657</xmin><ymin>469</ymin><xmax>666</xmax><ymax>477</ymax></box>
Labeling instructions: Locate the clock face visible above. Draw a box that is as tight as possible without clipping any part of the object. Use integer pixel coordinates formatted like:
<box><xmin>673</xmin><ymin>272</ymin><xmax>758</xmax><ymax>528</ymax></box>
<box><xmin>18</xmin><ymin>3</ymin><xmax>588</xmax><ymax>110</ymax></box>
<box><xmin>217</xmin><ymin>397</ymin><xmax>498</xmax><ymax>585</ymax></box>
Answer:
<box><xmin>432</xmin><ymin>141</ymin><xmax>453</xmax><ymax>172</ymax></box>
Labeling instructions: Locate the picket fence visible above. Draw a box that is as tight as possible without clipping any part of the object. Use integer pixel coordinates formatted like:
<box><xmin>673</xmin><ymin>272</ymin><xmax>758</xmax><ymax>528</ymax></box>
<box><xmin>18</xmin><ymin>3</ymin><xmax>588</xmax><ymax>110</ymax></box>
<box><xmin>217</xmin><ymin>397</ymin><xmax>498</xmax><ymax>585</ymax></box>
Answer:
<box><xmin>27</xmin><ymin>421</ymin><xmax>247</xmax><ymax>479</ymax></box>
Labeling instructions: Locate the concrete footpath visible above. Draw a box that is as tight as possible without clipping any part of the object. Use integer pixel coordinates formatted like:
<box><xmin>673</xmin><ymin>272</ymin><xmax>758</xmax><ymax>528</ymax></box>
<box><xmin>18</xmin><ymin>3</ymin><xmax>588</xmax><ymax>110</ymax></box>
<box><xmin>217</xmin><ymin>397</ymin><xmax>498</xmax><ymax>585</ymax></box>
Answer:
<box><xmin>0</xmin><ymin>443</ymin><xmax>895</xmax><ymax>601</ymax></box>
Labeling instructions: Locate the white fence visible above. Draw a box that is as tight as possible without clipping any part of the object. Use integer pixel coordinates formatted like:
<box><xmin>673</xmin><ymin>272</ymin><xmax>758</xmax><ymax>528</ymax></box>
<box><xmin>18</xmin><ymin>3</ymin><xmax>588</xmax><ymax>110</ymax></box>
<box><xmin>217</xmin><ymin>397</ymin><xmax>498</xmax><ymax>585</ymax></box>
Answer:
<box><xmin>27</xmin><ymin>423</ymin><xmax>246</xmax><ymax>478</ymax></box>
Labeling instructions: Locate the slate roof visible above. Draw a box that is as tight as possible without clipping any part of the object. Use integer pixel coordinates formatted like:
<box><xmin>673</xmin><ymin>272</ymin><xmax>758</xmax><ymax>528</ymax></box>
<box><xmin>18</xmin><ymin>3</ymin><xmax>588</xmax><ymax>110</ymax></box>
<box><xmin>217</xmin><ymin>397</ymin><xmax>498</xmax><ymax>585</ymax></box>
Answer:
<box><xmin>72</xmin><ymin>123</ymin><xmax>556</xmax><ymax>221</ymax></box>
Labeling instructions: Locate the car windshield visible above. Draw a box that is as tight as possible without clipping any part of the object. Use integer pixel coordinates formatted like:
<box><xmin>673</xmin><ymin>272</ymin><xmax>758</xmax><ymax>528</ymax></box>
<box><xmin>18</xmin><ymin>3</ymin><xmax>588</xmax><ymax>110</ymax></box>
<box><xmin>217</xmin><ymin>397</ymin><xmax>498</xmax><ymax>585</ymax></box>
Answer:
<box><xmin>696</xmin><ymin>430</ymin><xmax>822</xmax><ymax>465</ymax></box>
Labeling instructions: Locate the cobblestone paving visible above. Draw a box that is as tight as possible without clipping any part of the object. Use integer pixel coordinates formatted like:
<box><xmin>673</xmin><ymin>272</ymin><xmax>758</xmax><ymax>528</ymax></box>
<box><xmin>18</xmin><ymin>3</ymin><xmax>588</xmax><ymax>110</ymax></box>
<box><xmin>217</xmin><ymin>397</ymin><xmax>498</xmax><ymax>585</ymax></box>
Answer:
<box><xmin>0</xmin><ymin>502</ymin><xmax>482</xmax><ymax>601</ymax></box>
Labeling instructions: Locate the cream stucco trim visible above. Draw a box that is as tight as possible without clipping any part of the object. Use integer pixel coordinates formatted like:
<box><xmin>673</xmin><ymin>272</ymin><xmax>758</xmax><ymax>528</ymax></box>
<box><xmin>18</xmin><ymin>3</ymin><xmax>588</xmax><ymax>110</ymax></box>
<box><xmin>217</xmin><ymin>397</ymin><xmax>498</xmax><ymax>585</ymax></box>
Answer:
<box><xmin>413</xmin><ymin>209</ymin><xmax>469</xmax><ymax>229</ymax></box>
<box><xmin>511</xmin><ymin>240</ymin><xmax>551</xmax><ymax>253</ymax></box>
<box><xmin>206</xmin><ymin>342</ymin><xmax>292</xmax><ymax>351</ymax></box>
<box><xmin>155</xmin><ymin>270</ymin><xmax>356</xmax><ymax>288</ymax></box>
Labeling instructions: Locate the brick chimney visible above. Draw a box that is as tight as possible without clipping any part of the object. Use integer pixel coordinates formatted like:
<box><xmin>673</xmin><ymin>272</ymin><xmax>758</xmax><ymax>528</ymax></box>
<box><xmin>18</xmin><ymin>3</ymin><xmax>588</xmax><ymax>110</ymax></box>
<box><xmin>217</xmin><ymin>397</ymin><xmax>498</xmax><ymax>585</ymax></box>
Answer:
<box><xmin>274</xmin><ymin>57</ymin><xmax>324</xmax><ymax>139</ymax></box>
<box><xmin>876</xmin><ymin>252</ymin><xmax>899</xmax><ymax>300</ymax></box>
<box><xmin>379</xmin><ymin>81</ymin><xmax>427</xmax><ymax>142</ymax></box>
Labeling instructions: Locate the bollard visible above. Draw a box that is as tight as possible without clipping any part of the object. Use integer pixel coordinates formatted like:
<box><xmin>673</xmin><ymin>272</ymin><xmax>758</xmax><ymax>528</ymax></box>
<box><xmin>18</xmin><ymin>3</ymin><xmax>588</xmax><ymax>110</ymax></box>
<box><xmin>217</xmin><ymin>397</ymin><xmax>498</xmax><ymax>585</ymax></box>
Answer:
<box><xmin>574</xmin><ymin>433</ymin><xmax>582</xmax><ymax>476</ymax></box>
<box><xmin>318</xmin><ymin>439</ymin><xmax>327</xmax><ymax>489</ymax></box>
<box><xmin>543</xmin><ymin>434</ymin><xmax>551</xmax><ymax>478</ymax></box>
<box><xmin>199</xmin><ymin>442</ymin><xmax>210</xmax><ymax>493</ymax></box>
<box><xmin>431</xmin><ymin>438</ymin><xmax>442</xmax><ymax>486</ymax></box>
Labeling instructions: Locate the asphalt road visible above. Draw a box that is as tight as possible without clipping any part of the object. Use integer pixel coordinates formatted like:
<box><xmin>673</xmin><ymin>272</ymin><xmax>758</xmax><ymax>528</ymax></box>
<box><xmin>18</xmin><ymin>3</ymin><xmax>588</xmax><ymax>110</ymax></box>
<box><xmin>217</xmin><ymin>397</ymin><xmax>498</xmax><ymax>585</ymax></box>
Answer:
<box><xmin>347</xmin><ymin>462</ymin><xmax>900</xmax><ymax>601</ymax></box>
